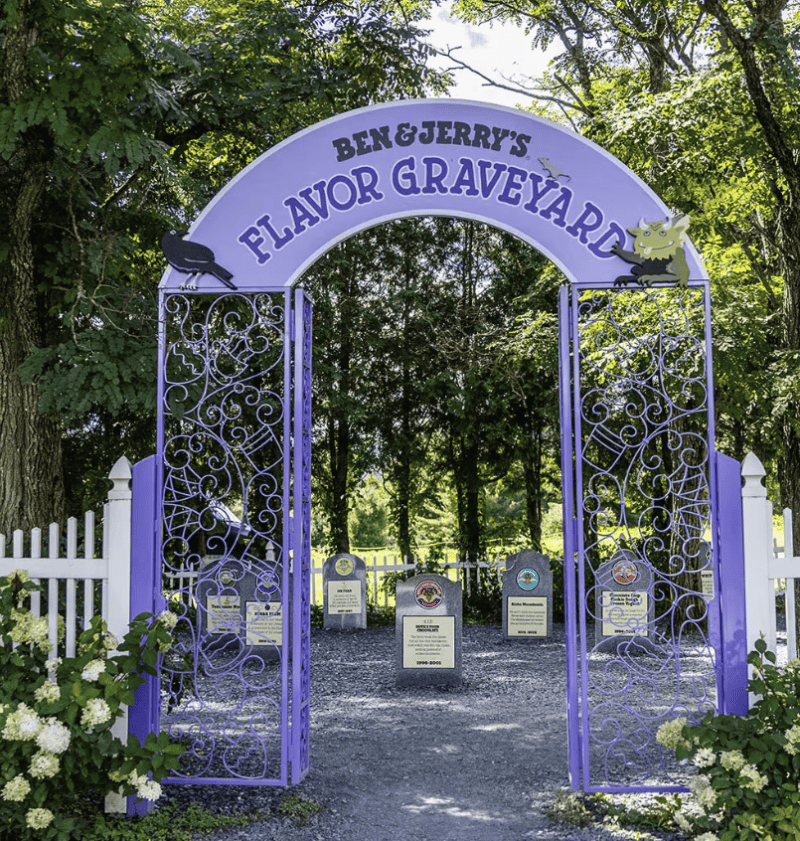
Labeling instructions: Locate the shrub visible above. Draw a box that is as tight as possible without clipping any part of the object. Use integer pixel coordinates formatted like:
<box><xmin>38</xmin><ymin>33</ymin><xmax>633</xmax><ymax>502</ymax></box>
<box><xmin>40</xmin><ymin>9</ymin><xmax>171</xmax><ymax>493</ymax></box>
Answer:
<box><xmin>656</xmin><ymin>639</ymin><xmax>800</xmax><ymax>840</ymax></box>
<box><xmin>0</xmin><ymin>571</ymin><xmax>184</xmax><ymax>840</ymax></box>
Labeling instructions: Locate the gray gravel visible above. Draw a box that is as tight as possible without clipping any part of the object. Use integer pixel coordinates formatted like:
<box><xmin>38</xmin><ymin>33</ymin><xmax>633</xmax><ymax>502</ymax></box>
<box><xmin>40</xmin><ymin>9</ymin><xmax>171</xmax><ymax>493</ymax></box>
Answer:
<box><xmin>160</xmin><ymin>623</ymin><xmax>685</xmax><ymax>840</ymax></box>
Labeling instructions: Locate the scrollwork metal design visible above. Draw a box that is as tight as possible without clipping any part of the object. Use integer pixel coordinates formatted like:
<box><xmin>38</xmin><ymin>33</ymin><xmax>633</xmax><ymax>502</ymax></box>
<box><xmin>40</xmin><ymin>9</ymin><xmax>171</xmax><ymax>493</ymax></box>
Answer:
<box><xmin>160</xmin><ymin>292</ymin><xmax>290</xmax><ymax>783</ymax></box>
<box><xmin>575</xmin><ymin>287</ymin><xmax>717</xmax><ymax>789</ymax></box>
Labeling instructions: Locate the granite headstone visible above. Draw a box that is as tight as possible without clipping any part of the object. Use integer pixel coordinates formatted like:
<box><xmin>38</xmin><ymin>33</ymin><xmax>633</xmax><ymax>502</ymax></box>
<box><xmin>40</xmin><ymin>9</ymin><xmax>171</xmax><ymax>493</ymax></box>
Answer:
<box><xmin>322</xmin><ymin>553</ymin><xmax>367</xmax><ymax>630</ymax></box>
<box><xmin>594</xmin><ymin>550</ymin><xmax>655</xmax><ymax>651</ymax></box>
<box><xmin>395</xmin><ymin>573</ymin><xmax>462</xmax><ymax>687</ymax></box>
<box><xmin>196</xmin><ymin>551</ymin><xmax>284</xmax><ymax>657</ymax></box>
<box><xmin>502</xmin><ymin>551</ymin><xmax>553</xmax><ymax>640</ymax></box>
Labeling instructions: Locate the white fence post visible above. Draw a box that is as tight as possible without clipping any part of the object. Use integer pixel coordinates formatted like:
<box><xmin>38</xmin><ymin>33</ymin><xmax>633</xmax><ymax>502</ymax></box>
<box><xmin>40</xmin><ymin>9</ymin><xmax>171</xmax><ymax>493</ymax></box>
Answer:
<box><xmin>741</xmin><ymin>453</ymin><xmax>778</xmax><ymax>700</ymax></box>
<box><xmin>104</xmin><ymin>456</ymin><xmax>133</xmax><ymax>815</ymax></box>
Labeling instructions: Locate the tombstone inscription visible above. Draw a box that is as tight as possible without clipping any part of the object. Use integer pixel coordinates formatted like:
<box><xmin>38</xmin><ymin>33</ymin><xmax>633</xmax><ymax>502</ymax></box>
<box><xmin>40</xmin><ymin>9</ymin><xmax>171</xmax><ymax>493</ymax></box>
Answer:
<box><xmin>594</xmin><ymin>551</ymin><xmax>655</xmax><ymax>651</ymax></box>
<box><xmin>502</xmin><ymin>551</ymin><xmax>553</xmax><ymax>640</ymax></box>
<box><xmin>322</xmin><ymin>553</ymin><xmax>367</xmax><ymax>630</ymax></box>
<box><xmin>395</xmin><ymin>574</ymin><xmax>462</xmax><ymax>687</ymax></box>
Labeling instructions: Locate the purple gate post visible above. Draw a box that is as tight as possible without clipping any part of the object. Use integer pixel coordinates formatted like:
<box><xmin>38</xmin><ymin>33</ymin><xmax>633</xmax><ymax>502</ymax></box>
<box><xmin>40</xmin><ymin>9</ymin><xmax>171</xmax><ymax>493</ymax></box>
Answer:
<box><xmin>715</xmin><ymin>451</ymin><xmax>749</xmax><ymax>715</ymax></box>
<box><xmin>127</xmin><ymin>454</ymin><xmax>163</xmax><ymax>816</ymax></box>
<box><xmin>558</xmin><ymin>285</ymin><xmax>582</xmax><ymax>790</ymax></box>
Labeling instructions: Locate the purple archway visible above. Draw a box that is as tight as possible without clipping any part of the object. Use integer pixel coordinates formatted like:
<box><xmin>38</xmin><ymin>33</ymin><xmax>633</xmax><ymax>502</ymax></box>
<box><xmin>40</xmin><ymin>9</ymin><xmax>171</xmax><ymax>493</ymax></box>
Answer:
<box><xmin>151</xmin><ymin>100</ymin><xmax>745</xmax><ymax>795</ymax></box>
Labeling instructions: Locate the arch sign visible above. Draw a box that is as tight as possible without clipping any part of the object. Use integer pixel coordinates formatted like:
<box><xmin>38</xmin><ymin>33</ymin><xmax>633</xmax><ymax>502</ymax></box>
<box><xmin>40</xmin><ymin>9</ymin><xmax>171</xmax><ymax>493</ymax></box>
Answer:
<box><xmin>155</xmin><ymin>100</ymin><xmax>745</xmax><ymax>796</ymax></box>
<box><xmin>160</xmin><ymin>99</ymin><xmax>706</xmax><ymax>290</ymax></box>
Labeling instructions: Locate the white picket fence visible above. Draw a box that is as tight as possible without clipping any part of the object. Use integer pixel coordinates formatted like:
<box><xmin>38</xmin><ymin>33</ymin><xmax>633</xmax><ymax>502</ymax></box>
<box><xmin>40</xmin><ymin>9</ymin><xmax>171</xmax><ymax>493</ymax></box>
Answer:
<box><xmin>741</xmin><ymin>452</ymin><xmax>799</xmax><ymax>663</ymax></box>
<box><xmin>0</xmin><ymin>457</ymin><xmax>133</xmax><ymax>659</ymax></box>
<box><xmin>166</xmin><ymin>551</ymin><xmax>508</xmax><ymax>609</ymax></box>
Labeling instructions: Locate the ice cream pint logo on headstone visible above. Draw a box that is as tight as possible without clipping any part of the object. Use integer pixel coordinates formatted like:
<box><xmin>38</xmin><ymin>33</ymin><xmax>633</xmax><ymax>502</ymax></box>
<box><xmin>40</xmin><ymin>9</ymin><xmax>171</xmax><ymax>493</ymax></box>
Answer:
<box><xmin>256</xmin><ymin>571</ymin><xmax>279</xmax><ymax>599</ymax></box>
<box><xmin>218</xmin><ymin>568</ymin><xmax>235</xmax><ymax>586</ymax></box>
<box><xmin>415</xmin><ymin>580</ymin><xmax>443</xmax><ymax>609</ymax></box>
<box><xmin>335</xmin><ymin>557</ymin><xmax>354</xmax><ymax>576</ymax></box>
<box><xmin>517</xmin><ymin>569</ymin><xmax>540</xmax><ymax>591</ymax></box>
<box><xmin>612</xmin><ymin>559</ymin><xmax>639</xmax><ymax>585</ymax></box>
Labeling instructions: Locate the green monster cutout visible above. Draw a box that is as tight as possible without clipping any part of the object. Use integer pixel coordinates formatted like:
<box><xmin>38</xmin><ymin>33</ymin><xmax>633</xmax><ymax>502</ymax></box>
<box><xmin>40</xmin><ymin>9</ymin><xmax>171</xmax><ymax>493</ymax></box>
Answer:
<box><xmin>611</xmin><ymin>214</ymin><xmax>691</xmax><ymax>287</ymax></box>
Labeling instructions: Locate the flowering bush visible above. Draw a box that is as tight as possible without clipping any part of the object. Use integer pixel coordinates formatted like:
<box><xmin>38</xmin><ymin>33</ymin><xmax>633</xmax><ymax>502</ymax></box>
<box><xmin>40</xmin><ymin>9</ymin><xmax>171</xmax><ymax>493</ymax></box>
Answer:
<box><xmin>656</xmin><ymin>639</ymin><xmax>800</xmax><ymax>840</ymax></box>
<box><xmin>0</xmin><ymin>571</ymin><xmax>184</xmax><ymax>840</ymax></box>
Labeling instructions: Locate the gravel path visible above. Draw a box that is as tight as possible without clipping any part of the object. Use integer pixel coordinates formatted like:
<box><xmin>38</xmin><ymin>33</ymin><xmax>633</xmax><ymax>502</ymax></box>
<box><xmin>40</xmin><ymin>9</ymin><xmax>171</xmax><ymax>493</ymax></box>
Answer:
<box><xmin>161</xmin><ymin>624</ymin><xmax>684</xmax><ymax>841</ymax></box>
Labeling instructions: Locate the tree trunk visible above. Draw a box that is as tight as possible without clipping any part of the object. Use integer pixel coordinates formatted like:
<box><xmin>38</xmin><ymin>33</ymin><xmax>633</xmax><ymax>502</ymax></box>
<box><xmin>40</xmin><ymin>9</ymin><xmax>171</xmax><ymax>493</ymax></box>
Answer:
<box><xmin>0</xmin><ymin>4</ymin><xmax>64</xmax><ymax>535</ymax></box>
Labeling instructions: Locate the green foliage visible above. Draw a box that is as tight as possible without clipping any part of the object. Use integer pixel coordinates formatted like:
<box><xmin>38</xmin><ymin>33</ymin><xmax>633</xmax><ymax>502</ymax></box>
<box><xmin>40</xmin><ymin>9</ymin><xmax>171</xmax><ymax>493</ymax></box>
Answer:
<box><xmin>275</xmin><ymin>794</ymin><xmax>322</xmax><ymax>826</ymax></box>
<box><xmin>0</xmin><ymin>572</ymin><xmax>184</xmax><ymax>841</ymax></box>
<box><xmin>656</xmin><ymin>640</ymin><xmax>800</xmax><ymax>840</ymax></box>
<box><xmin>83</xmin><ymin>803</ymin><xmax>266</xmax><ymax>841</ymax></box>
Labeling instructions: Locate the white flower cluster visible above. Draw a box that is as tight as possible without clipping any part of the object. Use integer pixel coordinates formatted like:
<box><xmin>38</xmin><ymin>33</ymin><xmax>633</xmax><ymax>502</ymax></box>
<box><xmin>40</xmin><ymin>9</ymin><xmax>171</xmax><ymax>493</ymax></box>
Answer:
<box><xmin>81</xmin><ymin>659</ymin><xmax>106</xmax><ymax>682</ymax></box>
<box><xmin>9</xmin><ymin>609</ymin><xmax>50</xmax><ymax>651</ymax></box>
<box><xmin>784</xmin><ymin>724</ymin><xmax>800</xmax><ymax>756</ymax></box>
<box><xmin>157</xmin><ymin>609</ymin><xmax>179</xmax><ymax>630</ymax></box>
<box><xmin>3</xmin><ymin>704</ymin><xmax>41</xmax><ymax>741</ymax></box>
<box><xmin>81</xmin><ymin>698</ymin><xmax>112</xmax><ymax>730</ymax></box>
<box><xmin>739</xmin><ymin>763</ymin><xmax>768</xmax><ymax>792</ymax></box>
<box><xmin>719</xmin><ymin>750</ymin><xmax>746</xmax><ymax>771</ymax></box>
<box><xmin>655</xmin><ymin>717</ymin><xmax>689</xmax><ymax>751</ymax></box>
<box><xmin>33</xmin><ymin>680</ymin><xmax>61</xmax><ymax>705</ymax></box>
<box><xmin>1</xmin><ymin>774</ymin><xmax>30</xmax><ymax>802</ymax></box>
<box><xmin>35</xmin><ymin>719</ymin><xmax>71</xmax><ymax>754</ymax></box>
<box><xmin>29</xmin><ymin>751</ymin><xmax>59</xmax><ymax>779</ymax></box>
<box><xmin>696</xmin><ymin>833</ymin><xmax>719</xmax><ymax>841</ymax></box>
<box><xmin>129</xmin><ymin>770</ymin><xmax>162</xmax><ymax>801</ymax></box>
<box><xmin>689</xmin><ymin>773</ymin><xmax>717</xmax><ymax>811</ymax></box>
<box><xmin>25</xmin><ymin>807</ymin><xmax>54</xmax><ymax>830</ymax></box>
<box><xmin>693</xmin><ymin>747</ymin><xmax>716</xmax><ymax>768</ymax></box>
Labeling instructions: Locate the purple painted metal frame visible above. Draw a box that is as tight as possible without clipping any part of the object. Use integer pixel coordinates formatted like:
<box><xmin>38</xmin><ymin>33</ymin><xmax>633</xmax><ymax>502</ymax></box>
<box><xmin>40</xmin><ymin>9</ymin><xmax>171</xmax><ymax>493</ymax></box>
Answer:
<box><xmin>151</xmin><ymin>288</ymin><xmax>311</xmax><ymax>787</ymax></box>
<box><xmin>558</xmin><ymin>280</ymin><xmax>747</xmax><ymax>793</ymax></box>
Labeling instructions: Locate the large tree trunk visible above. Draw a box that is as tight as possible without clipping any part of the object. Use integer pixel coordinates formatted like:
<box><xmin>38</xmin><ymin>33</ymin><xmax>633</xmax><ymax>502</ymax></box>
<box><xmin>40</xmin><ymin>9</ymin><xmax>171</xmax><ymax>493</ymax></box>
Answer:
<box><xmin>0</xmin><ymin>5</ymin><xmax>64</xmax><ymax>536</ymax></box>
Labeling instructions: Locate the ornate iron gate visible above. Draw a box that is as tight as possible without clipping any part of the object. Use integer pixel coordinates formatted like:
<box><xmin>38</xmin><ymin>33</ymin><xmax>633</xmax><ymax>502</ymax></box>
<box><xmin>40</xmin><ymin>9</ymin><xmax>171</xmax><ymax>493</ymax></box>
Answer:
<box><xmin>559</xmin><ymin>282</ymin><xmax>722</xmax><ymax>792</ymax></box>
<box><xmin>156</xmin><ymin>287</ymin><xmax>311</xmax><ymax>786</ymax></box>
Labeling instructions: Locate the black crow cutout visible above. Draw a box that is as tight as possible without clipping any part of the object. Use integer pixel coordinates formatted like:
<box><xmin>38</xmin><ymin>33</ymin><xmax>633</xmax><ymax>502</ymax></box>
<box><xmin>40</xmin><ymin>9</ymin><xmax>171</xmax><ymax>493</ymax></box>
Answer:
<box><xmin>161</xmin><ymin>229</ymin><xmax>236</xmax><ymax>290</ymax></box>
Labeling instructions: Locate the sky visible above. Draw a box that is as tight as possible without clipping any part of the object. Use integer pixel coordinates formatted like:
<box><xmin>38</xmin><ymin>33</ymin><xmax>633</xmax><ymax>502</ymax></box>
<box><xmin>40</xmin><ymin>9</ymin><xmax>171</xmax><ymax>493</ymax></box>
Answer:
<box><xmin>424</xmin><ymin>1</ymin><xmax>553</xmax><ymax>109</ymax></box>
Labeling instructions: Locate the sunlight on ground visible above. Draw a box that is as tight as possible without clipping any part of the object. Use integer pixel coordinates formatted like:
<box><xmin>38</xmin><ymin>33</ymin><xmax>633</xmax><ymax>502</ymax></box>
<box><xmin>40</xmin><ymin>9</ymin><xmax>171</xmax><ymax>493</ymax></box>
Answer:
<box><xmin>470</xmin><ymin>722</ymin><xmax>522</xmax><ymax>732</ymax></box>
<box><xmin>402</xmin><ymin>796</ymin><xmax>498</xmax><ymax>822</ymax></box>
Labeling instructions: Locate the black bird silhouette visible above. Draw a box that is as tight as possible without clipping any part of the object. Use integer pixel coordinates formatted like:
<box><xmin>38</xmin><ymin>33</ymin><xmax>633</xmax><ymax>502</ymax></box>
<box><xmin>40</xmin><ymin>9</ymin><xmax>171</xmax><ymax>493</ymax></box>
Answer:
<box><xmin>161</xmin><ymin>229</ymin><xmax>236</xmax><ymax>290</ymax></box>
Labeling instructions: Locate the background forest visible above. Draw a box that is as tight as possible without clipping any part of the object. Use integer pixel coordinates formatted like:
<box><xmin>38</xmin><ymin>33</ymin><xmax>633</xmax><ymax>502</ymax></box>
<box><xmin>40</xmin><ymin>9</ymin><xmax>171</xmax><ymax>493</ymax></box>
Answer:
<box><xmin>1</xmin><ymin>0</ymin><xmax>799</xmax><ymax>588</ymax></box>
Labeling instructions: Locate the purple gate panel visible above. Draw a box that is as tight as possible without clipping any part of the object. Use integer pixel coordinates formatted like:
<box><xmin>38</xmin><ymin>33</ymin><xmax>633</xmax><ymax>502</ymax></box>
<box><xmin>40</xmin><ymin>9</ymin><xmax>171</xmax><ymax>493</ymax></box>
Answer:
<box><xmin>714</xmin><ymin>451</ymin><xmax>748</xmax><ymax>716</ymax></box>
<box><xmin>156</xmin><ymin>289</ymin><xmax>311</xmax><ymax>786</ymax></box>
<box><xmin>128</xmin><ymin>454</ymin><xmax>161</xmax><ymax>816</ymax></box>
<box><xmin>561</xmin><ymin>282</ymin><xmax>721</xmax><ymax>792</ymax></box>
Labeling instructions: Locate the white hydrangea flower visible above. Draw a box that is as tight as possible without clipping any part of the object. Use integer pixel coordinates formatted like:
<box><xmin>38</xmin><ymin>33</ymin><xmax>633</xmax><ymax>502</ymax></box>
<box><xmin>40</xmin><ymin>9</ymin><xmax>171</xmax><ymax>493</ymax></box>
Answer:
<box><xmin>35</xmin><ymin>719</ymin><xmax>71</xmax><ymax>754</ymax></box>
<box><xmin>656</xmin><ymin>717</ymin><xmax>689</xmax><ymax>751</ymax></box>
<box><xmin>3</xmin><ymin>704</ymin><xmax>42</xmax><ymax>741</ymax></box>
<box><xmin>696</xmin><ymin>833</ymin><xmax>719</xmax><ymax>841</ymax></box>
<box><xmin>740</xmin><ymin>763</ymin><xmax>768</xmax><ymax>792</ymax></box>
<box><xmin>720</xmin><ymin>750</ymin><xmax>747</xmax><ymax>771</ymax></box>
<box><xmin>689</xmin><ymin>773</ymin><xmax>717</xmax><ymax>811</ymax></box>
<box><xmin>157</xmin><ymin>609</ymin><xmax>178</xmax><ymax>630</ymax></box>
<box><xmin>25</xmin><ymin>808</ymin><xmax>54</xmax><ymax>830</ymax></box>
<box><xmin>136</xmin><ymin>779</ymin><xmax>162</xmax><ymax>801</ymax></box>
<box><xmin>784</xmin><ymin>724</ymin><xmax>800</xmax><ymax>756</ymax></box>
<box><xmin>693</xmin><ymin>747</ymin><xmax>716</xmax><ymax>768</ymax></box>
<box><xmin>81</xmin><ymin>698</ymin><xmax>112</xmax><ymax>729</ymax></box>
<box><xmin>45</xmin><ymin>657</ymin><xmax>62</xmax><ymax>673</ymax></box>
<box><xmin>102</xmin><ymin>632</ymin><xmax>118</xmax><ymax>651</ymax></box>
<box><xmin>1</xmin><ymin>775</ymin><xmax>31</xmax><ymax>802</ymax></box>
<box><xmin>675</xmin><ymin>811</ymin><xmax>692</xmax><ymax>832</ymax></box>
<box><xmin>9</xmin><ymin>610</ymin><xmax>50</xmax><ymax>650</ymax></box>
<box><xmin>29</xmin><ymin>751</ymin><xmax>59</xmax><ymax>779</ymax></box>
<box><xmin>33</xmin><ymin>681</ymin><xmax>61</xmax><ymax>705</ymax></box>
<box><xmin>81</xmin><ymin>659</ymin><xmax>106</xmax><ymax>682</ymax></box>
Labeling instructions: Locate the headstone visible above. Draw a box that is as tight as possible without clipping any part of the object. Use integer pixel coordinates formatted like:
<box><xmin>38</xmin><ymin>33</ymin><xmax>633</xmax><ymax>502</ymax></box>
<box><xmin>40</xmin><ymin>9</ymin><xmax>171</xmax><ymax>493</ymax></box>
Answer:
<box><xmin>395</xmin><ymin>574</ymin><xmax>462</xmax><ymax>687</ymax></box>
<box><xmin>322</xmin><ymin>553</ymin><xmax>367</xmax><ymax>630</ymax></box>
<box><xmin>594</xmin><ymin>550</ymin><xmax>655</xmax><ymax>651</ymax></box>
<box><xmin>502</xmin><ymin>551</ymin><xmax>553</xmax><ymax>640</ymax></box>
<box><xmin>196</xmin><ymin>541</ymin><xmax>284</xmax><ymax>657</ymax></box>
